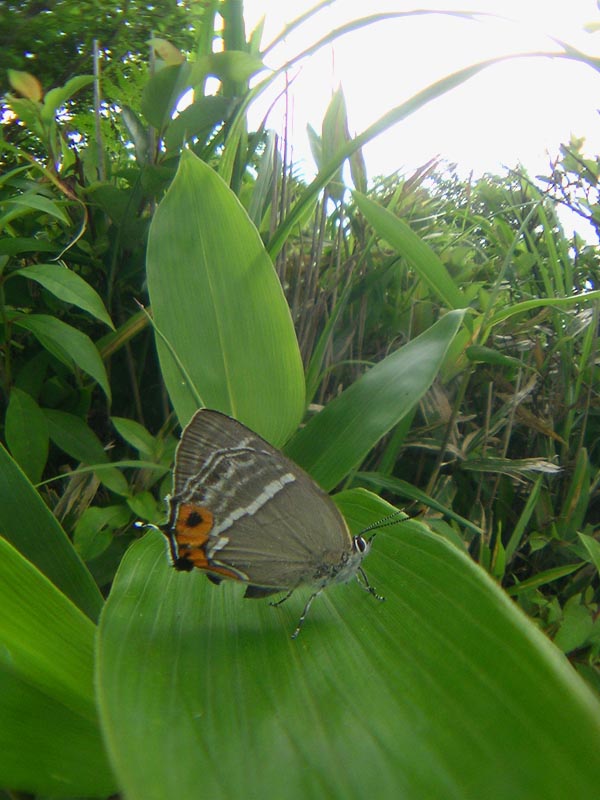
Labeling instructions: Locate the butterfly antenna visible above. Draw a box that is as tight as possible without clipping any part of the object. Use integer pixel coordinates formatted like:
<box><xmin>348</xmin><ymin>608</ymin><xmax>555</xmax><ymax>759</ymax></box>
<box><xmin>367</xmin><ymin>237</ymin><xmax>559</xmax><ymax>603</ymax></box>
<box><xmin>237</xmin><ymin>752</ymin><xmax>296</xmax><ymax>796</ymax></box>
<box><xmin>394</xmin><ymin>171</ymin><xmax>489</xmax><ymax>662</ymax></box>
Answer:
<box><xmin>360</xmin><ymin>509</ymin><xmax>407</xmax><ymax>538</ymax></box>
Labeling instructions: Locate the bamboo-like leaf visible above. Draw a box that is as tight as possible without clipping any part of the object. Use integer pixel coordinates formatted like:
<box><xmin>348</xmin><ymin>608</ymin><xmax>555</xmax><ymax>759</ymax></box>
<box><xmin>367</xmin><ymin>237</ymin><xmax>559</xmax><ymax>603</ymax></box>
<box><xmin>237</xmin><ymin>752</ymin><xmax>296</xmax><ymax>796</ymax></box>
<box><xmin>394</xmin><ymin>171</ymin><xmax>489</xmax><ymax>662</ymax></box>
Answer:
<box><xmin>507</xmin><ymin>563</ymin><xmax>586</xmax><ymax>595</ymax></box>
<box><xmin>111</xmin><ymin>416</ymin><xmax>157</xmax><ymax>458</ymax></box>
<box><xmin>353</xmin><ymin>191</ymin><xmax>465</xmax><ymax>309</ymax></box>
<box><xmin>0</xmin><ymin>538</ymin><xmax>115</xmax><ymax>797</ymax></box>
<box><xmin>96</xmin><ymin>492</ymin><xmax>600</xmax><ymax>800</ymax></box>
<box><xmin>0</xmin><ymin>442</ymin><xmax>103</xmax><ymax>621</ymax></box>
<box><xmin>266</xmin><ymin>51</ymin><xmax>562</xmax><ymax>258</ymax></box>
<box><xmin>5</xmin><ymin>387</ymin><xmax>49</xmax><ymax>483</ymax></box>
<box><xmin>577</xmin><ymin>533</ymin><xmax>600</xmax><ymax>575</ymax></box>
<box><xmin>14</xmin><ymin>314</ymin><xmax>111</xmax><ymax>400</ymax></box>
<box><xmin>16</xmin><ymin>263</ymin><xmax>115</xmax><ymax>328</ymax></box>
<box><xmin>44</xmin><ymin>409</ymin><xmax>129</xmax><ymax>496</ymax></box>
<box><xmin>286</xmin><ymin>311</ymin><xmax>464</xmax><ymax>490</ymax></box>
<box><xmin>8</xmin><ymin>192</ymin><xmax>70</xmax><ymax>225</ymax></box>
<box><xmin>146</xmin><ymin>149</ymin><xmax>305</xmax><ymax>445</ymax></box>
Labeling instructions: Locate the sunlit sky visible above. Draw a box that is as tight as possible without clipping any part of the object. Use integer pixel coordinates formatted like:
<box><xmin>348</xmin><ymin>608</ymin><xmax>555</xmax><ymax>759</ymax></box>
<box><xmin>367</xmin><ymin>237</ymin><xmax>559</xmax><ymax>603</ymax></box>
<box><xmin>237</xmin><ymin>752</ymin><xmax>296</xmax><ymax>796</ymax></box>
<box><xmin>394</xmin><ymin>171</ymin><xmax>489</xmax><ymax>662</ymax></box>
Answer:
<box><xmin>242</xmin><ymin>0</ymin><xmax>600</xmax><ymax>235</ymax></box>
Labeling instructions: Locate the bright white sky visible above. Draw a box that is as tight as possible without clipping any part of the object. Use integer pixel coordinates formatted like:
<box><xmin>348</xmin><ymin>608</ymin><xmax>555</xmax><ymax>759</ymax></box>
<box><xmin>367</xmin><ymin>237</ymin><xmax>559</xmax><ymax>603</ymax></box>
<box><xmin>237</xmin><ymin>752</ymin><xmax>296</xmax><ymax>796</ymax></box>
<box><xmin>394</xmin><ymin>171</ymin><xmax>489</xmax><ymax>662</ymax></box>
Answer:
<box><xmin>243</xmin><ymin>0</ymin><xmax>600</xmax><ymax>228</ymax></box>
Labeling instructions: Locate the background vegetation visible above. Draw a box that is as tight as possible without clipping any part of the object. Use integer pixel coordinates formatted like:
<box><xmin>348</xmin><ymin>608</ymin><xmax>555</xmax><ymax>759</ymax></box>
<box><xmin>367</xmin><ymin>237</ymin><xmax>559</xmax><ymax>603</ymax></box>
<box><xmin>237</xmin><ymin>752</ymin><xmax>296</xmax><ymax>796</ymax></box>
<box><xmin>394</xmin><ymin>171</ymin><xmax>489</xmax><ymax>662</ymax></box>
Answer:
<box><xmin>1</xmin><ymin>1</ymin><xmax>600</xmax><ymax>798</ymax></box>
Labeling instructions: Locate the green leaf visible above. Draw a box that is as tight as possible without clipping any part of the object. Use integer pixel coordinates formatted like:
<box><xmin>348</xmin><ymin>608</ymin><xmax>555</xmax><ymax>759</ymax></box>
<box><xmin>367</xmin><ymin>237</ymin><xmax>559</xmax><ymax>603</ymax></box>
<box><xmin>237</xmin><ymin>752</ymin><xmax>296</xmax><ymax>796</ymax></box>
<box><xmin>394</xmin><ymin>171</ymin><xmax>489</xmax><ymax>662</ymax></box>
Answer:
<box><xmin>73</xmin><ymin>505</ymin><xmax>131</xmax><ymax>562</ymax></box>
<box><xmin>0</xmin><ymin>442</ymin><xmax>103</xmax><ymax>621</ymax></box>
<box><xmin>190</xmin><ymin>51</ymin><xmax>265</xmax><ymax>84</ymax></box>
<box><xmin>268</xmin><ymin>52</ymin><xmax>531</xmax><ymax>258</ymax></box>
<box><xmin>506</xmin><ymin>563</ymin><xmax>586</xmax><ymax>595</ymax></box>
<box><xmin>141</xmin><ymin>62</ymin><xmax>191</xmax><ymax>130</ymax></box>
<box><xmin>353</xmin><ymin>191</ymin><xmax>465</xmax><ymax>309</ymax></box>
<box><xmin>8</xmin><ymin>192</ymin><xmax>71</xmax><ymax>225</ymax></box>
<box><xmin>96</xmin><ymin>492</ymin><xmax>600</xmax><ymax>800</ymax></box>
<box><xmin>553</xmin><ymin>595</ymin><xmax>596</xmax><ymax>654</ymax></box>
<box><xmin>164</xmin><ymin>95</ymin><xmax>233</xmax><ymax>151</ymax></box>
<box><xmin>45</xmin><ymin>409</ymin><xmax>108</xmax><ymax>463</ymax></box>
<box><xmin>14</xmin><ymin>313</ymin><xmax>111</xmax><ymax>400</ymax></box>
<box><xmin>466</xmin><ymin>344</ymin><xmax>524</xmax><ymax>369</ymax></box>
<box><xmin>146</xmin><ymin>149</ymin><xmax>305</xmax><ymax>445</ymax></box>
<box><xmin>0</xmin><ymin>537</ymin><xmax>115</xmax><ymax>797</ymax></box>
<box><xmin>0</xmin><ymin>236</ymin><xmax>57</xmax><ymax>256</ymax></box>
<box><xmin>557</xmin><ymin>448</ymin><xmax>590</xmax><ymax>539</ymax></box>
<box><xmin>111</xmin><ymin>416</ymin><xmax>157</xmax><ymax>458</ymax></box>
<box><xmin>7</xmin><ymin>69</ymin><xmax>43</xmax><ymax>101</ymax></box>
<box><xmin>286</xmin><ymin>311</ymin><xmax>464</xmax><ymax>490</ymax></box>
<box><xmin>15</xmin><ymin>263</ymin><xmax>115</xmax><ymax>329</ymax></box>
<box><xmin>320</xmin><ymin>88</ymin><xmax>350</xmax><ymax>201</ymax></box>
<box><xmin>40</xmin><ymin>74</ymin><xmax>94</xmax><ymax>122</ymax></box>
<box><xmin>121</xmin><ymin>104</ymin><xmax>150</xmax><ymax>164</ymax></box>
<box><xmin>4</xmin><ymin>95</ymin><xmax>43</xmax><ymax>136</ymax></box>
<box><xmin>578</xmin><ymin>532</ymin><xmax>600</xmax><ymax>575</ymax></box>
<box><xmin>45</xmin><ymin>409</ymin><xmax>129</xmax><ymax>496</ymax></box>
<box><xmin>5</xmin><ymin>387</ymin><xmax>49</xmax><ymax>483</ymax></box>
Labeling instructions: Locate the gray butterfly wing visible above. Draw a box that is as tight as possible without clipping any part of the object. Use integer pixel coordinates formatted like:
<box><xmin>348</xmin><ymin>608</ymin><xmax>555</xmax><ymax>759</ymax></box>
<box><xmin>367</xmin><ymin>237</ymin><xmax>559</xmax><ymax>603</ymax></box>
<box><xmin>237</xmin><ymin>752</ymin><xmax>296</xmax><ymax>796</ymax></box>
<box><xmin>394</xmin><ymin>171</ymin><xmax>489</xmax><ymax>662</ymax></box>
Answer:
<box><xmin>168</xmin><ymin>409</ymin><xmax>353</xmax><ymax>590</ymax></box>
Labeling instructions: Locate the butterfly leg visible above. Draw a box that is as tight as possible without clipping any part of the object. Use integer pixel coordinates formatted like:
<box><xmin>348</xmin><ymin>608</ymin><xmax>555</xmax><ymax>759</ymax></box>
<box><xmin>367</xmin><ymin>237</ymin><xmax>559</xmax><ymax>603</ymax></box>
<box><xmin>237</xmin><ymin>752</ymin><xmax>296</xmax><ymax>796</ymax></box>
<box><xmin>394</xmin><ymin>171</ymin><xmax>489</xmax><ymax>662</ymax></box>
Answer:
<box><xmin>269</xmin><ymin>588</ymin><xmax>294</xmax><ymax>607</ymax></box>
<box><xmin>357</xmin><ymin>567</ymin><xmax>385</xmax><ymax>602</ymax></box>
<box><xmin>290</xmin><ymin>589</ymin><xmax>323</xmax><ymax>639</ymax></box>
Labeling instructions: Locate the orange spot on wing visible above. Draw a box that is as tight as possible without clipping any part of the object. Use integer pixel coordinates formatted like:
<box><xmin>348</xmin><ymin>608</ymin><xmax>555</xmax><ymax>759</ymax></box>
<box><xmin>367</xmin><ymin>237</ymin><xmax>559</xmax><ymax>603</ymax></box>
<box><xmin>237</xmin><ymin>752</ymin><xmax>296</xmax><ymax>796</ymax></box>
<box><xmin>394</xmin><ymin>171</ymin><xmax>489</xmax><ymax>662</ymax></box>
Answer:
<box><xmin>174</xmin><ymin>503</ymin><xmax>214</xmax><ymax>546</ymax></box>
<box><xmin>172</xmin><ymin>502</ymin><xmax>246</xmax><ymax>582</ymax></box>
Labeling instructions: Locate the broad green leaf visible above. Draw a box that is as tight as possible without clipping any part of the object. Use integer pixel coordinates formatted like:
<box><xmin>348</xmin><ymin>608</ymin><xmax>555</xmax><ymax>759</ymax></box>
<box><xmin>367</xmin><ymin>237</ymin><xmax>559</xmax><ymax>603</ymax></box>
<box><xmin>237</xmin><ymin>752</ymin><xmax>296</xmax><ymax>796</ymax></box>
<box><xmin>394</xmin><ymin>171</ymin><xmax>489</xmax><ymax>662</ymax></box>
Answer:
<box><xmin>5</xmin><ymin>387</ymin><xmax>49</xmax><ymax>483</ymax></box>
<box><xmin>16</xmin><ymin>263</ymin><xmax>115</xmax><ymax>328</ymax></box>
<box><xmin>0</xmin><ymin>537</ymin><xmax>115</xmax><ymax>797</ymax></box>
<box><xmin>0</xmin><ymin>443</ymin><xmax>102</xmax><ymax>621</ymax></box>
<box><xmin>190</xmin><ymin>51</ymin><xmax>265</xmax><ymax>84</ymax></box>
<box><xmin>45</xmin><ymin>409</ymin><xmax>129</xmax><ymax>496</ymax></box>
<box><xmin>14</xmin><ymin>313</ymin><xmax>111</xmax><ymax>400</ymax></box>
<box><xmin>353</xmin><ymin>191</ymin><xmax>464</xmax><ymax>309</ymax></box>
<box><xmin>286</xmin><ymin>311</ymin><xmax>464</xmax><ymax>490</ymax></box>
<box><xmin>148</xmin><ymin>38</ymin><xmax>185</xmax><ymax>65</ymax></box>
<box><xmin>3</xmin><ymin>96</ymin><xmax>43</xmax><ymax>137</ymax></box>
<box><xmin>97</xmin><ymin>492</ymin><xmax>600</xmax><ymax>800</ymax></box>
<box><xmin>146</xmin><ymin>149</ymin><xmax>305</xmax><ymax>445</ymax></box>
<box><xmin>141</xmin><ymin>62</ymin><xmax>191</xmax><ymax>130</ymax></box>
<box><xmin>40</xmin><ymin>74</ymin><xmax>94</xmax><ymax>122</ymax></box>
<box><xmin>164</xmin><ymin>95</ymin><xmax>233</xmax><ymax>151</ymax></box>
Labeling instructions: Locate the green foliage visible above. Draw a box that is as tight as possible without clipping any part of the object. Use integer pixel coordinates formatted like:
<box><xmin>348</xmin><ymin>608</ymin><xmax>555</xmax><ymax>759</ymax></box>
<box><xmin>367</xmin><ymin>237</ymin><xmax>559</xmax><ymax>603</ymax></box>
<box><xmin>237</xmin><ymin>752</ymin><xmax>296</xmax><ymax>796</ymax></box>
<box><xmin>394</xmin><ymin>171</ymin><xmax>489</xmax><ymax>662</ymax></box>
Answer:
<box><xmin>2</xmin><ymin>1</ymin><xmax>600</xmax><ymax>798</ymax></box>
